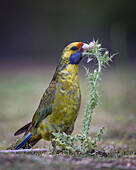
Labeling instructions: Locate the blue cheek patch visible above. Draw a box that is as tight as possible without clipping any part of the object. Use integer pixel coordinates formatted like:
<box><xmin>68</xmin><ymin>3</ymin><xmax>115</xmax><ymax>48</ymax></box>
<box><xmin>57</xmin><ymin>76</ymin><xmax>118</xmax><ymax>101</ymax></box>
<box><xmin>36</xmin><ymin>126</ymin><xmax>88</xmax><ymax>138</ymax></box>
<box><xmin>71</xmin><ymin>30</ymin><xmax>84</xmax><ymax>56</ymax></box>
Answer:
<box><xmin>69</xmin><ymin>50</ymin><xmax>82</xmax><ymax>64</ymax></box>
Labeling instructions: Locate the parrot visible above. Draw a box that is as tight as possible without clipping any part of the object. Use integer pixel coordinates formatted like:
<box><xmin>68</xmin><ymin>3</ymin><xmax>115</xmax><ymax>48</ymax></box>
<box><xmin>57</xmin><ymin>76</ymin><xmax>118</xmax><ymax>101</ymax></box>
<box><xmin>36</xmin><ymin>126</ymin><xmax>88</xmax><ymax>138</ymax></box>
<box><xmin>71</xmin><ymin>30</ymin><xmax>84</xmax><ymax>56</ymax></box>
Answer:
<box><xmin>8</xmin><ymin>42</ymin><xmax>86</xmax><ymax>150</ymax></box>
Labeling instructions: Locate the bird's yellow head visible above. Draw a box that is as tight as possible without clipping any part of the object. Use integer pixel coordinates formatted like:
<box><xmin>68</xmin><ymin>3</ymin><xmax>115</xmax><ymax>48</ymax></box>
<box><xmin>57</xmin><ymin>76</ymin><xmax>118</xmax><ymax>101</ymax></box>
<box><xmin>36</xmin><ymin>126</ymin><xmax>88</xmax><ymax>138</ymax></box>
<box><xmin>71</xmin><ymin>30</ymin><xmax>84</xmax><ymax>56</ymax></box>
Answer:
<box><xmin>60</xmin><ymin>42</ymin><xmax>84</xmax><ymax>65</ymax></box>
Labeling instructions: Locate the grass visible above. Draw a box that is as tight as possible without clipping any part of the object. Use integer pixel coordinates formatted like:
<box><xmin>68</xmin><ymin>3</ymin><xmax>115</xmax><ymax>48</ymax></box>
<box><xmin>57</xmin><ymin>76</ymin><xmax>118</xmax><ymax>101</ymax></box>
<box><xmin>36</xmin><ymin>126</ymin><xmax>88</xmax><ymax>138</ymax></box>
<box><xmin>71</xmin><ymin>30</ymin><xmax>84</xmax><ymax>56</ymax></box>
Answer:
<box><xmin>0</xmin><ymin>64</ymin><xmax>136</xmax><ymax>168</ymax></box>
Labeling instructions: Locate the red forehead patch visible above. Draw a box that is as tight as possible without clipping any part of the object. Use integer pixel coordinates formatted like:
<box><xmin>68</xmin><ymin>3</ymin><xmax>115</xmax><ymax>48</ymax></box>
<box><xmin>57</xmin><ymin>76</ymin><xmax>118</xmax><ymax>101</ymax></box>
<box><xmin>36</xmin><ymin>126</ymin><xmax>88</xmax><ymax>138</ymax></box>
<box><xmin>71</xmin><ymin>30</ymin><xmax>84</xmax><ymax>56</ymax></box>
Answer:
<box><xmin>77</xmin><ymin>42</ymin><xmax>83</xmax><ymax>48</ymax></box>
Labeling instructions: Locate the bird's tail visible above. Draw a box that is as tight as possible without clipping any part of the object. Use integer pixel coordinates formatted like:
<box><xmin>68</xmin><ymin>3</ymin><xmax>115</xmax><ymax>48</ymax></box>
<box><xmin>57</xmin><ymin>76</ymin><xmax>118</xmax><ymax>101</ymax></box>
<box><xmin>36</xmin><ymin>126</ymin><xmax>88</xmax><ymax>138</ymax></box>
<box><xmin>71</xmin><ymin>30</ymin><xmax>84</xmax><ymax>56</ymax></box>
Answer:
<box><xmin>7</xmin><ymin>132</ymin><xmax>41</xmax><ymax>150</ymax></box>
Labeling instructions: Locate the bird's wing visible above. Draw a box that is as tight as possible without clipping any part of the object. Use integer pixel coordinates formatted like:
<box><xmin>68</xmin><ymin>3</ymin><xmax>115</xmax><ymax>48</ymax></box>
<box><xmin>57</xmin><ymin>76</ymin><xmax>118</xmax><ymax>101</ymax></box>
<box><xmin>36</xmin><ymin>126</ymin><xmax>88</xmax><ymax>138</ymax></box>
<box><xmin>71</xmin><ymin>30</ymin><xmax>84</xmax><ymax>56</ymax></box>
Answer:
<box><xmin>14</xmin><ymin>122</ymin><xmax>32</xmax><ymax>136</ymax></box>
<box><xmin>32</xmin><ymin>80</ymin><xmax>57</xmax><ymax>128</ymax></box>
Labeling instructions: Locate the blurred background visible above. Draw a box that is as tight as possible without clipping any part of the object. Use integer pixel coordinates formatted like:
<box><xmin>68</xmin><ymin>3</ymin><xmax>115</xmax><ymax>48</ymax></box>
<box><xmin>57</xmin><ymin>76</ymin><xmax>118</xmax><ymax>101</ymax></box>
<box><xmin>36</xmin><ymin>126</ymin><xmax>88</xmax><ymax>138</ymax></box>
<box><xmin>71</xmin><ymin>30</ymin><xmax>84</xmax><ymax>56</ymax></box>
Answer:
<box><xmin>0</xmin><ymin>0</ymin><xmax>136</xmax><ymax>150</ymax></box>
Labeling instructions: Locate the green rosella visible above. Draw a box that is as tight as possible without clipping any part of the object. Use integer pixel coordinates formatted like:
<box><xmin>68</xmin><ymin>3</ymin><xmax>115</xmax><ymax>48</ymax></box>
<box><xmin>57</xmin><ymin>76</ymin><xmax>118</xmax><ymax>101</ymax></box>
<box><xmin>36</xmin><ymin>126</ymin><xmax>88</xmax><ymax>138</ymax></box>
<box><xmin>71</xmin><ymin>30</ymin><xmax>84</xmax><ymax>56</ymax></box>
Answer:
<box><xmin>8</xmin><ymin>42</ymin><xmax>86</xmax><ymax>150</ymax></box>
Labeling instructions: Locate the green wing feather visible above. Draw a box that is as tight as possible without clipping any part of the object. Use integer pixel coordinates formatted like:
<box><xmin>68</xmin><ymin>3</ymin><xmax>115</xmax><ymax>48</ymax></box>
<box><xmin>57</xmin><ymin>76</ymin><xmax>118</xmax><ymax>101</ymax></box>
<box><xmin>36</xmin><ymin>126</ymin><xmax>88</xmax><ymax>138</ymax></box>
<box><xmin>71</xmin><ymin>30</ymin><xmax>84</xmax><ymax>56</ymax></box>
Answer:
<box><xmin>32</xmin><ymin>79</ymin><xmax>57</xmax><ymax>128</ymax></box>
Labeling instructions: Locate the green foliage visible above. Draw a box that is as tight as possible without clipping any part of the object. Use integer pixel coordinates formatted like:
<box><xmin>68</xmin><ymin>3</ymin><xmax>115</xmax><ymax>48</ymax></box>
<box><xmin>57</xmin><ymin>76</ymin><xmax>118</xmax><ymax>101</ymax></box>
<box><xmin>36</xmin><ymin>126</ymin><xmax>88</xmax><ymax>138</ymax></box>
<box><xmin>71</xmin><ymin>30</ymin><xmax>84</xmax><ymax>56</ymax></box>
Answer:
<box><xmin>52</xmin><ymin>40</ymin><xmax>115</xmax><ymax>155</ymax></box>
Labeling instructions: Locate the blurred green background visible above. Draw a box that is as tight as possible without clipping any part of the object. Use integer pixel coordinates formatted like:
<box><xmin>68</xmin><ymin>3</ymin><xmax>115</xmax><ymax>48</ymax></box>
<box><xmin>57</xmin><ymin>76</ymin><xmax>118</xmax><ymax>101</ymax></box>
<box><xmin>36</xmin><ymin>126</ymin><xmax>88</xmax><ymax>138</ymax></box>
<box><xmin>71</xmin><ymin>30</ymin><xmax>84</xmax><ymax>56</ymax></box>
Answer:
<box><xmin>0</xmin><ymin>0</ymin><xmax>136</xmax><ymax>150</ymax></box>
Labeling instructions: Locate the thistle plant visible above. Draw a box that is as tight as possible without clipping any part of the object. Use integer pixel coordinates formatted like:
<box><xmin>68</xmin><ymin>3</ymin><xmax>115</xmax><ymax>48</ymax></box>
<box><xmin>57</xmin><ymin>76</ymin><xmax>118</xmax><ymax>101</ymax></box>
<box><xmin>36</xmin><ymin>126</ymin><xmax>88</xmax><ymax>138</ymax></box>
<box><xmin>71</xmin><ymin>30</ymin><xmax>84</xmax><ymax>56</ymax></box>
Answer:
<box><xmin>52</xmin><ymin>40</ymin><xmax>115</xmax><ymax>155</ymax></box>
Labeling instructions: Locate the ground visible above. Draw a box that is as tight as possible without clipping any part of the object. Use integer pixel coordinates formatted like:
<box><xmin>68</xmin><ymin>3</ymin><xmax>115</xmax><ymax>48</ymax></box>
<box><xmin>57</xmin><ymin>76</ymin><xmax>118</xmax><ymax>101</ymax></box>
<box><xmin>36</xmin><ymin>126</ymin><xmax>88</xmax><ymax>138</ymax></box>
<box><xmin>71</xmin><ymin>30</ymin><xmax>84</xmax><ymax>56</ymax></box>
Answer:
<box><xmin>0</xmin><ymin>154</ymin><xmax>136</xmax><ymax>170</ymax></box>
<box><xmin>0</xmin><ymin>63</ymin><xmax>136</xmax><ymax>169</ymax></box>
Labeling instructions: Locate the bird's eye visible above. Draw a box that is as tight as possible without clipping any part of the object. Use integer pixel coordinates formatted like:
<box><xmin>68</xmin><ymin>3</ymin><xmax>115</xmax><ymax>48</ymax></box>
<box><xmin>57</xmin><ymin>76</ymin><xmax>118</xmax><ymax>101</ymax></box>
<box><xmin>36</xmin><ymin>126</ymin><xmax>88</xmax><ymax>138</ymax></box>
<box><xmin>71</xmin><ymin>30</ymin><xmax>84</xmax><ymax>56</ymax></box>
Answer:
<box><xmin>70</xmin><ymin>46</ymin><xmax>78</xmax><ymax>51</ymax></box>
